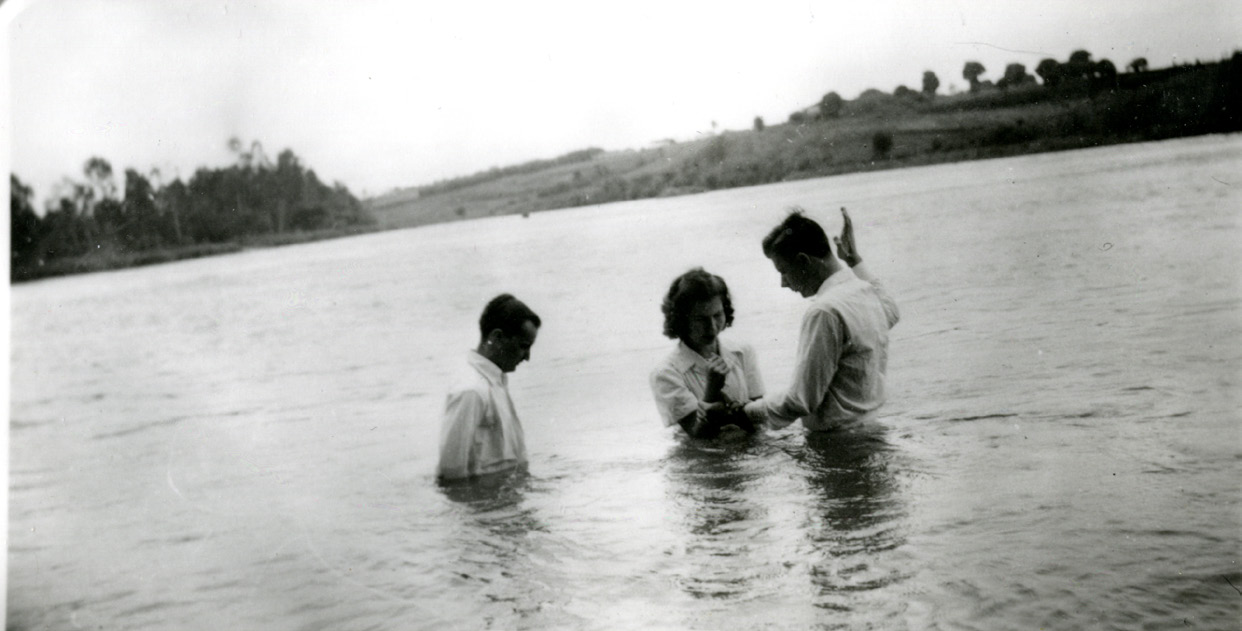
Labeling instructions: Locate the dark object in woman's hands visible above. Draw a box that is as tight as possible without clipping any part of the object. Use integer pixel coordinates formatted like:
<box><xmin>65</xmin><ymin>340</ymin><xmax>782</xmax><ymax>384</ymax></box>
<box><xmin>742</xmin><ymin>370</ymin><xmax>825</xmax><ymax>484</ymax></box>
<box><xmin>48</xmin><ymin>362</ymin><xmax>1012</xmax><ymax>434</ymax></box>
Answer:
<box><xmin>698</xmin><ymin>401</ymin><xmax>756</xmax><ymax>438</ymax></box>
<box><xmin>703</xmin><ymin>354</ymin><xmax>729</xmax><ymax>403</ymax></box>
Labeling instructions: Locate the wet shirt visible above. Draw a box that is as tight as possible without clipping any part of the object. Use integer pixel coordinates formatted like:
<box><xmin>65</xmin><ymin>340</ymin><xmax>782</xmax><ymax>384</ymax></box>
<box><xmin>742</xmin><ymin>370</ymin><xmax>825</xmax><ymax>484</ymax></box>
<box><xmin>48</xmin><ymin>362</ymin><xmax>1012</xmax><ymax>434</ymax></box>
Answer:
<box><xmin>436</xmin><ymin>351</ymin><xmax>527</xmax><ymax>480</ymax></box>
<box><xmin>650</xmin><ymin>337</ymin><xmax>765</xmax><ymax>427</ymax></box>
<box><xmin>747</xmin><ymin>264</ymin><xmax>899</xmax><ymax>431</ymax></box>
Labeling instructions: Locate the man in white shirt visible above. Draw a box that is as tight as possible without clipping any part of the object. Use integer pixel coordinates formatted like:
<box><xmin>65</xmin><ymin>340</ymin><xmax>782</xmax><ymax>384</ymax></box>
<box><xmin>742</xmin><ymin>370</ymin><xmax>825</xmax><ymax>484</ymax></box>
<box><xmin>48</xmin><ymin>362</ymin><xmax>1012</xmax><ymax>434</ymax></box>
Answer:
<box><xmin>437</xmin><ymin>294</ymin><xmax>540</xmax><ymax>482</ymax></box>
<box><xmin>744</xmin><ymin>208</ymin><xmax>899</xmax><ymax>431</ymax></box>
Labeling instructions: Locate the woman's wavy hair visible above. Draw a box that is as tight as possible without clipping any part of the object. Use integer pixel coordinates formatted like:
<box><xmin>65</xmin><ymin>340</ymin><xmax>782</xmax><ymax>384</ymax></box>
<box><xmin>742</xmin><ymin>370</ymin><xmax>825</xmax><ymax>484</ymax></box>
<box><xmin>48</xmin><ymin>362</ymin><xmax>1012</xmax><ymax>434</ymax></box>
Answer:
<box><xmin>661</xmin><ymin>267</ymin><xmax>735</xmax><ymax>341</ymax></box>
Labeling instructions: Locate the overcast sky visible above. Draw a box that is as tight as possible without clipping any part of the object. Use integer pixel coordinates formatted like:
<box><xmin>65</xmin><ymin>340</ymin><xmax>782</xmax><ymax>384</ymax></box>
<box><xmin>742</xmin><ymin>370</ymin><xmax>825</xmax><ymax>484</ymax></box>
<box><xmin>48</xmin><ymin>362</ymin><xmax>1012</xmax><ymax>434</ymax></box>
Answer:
<box><xmin>5</xmin><ymin>0</ymin><xmax>1240</xmax><ymax>204</ymax></box>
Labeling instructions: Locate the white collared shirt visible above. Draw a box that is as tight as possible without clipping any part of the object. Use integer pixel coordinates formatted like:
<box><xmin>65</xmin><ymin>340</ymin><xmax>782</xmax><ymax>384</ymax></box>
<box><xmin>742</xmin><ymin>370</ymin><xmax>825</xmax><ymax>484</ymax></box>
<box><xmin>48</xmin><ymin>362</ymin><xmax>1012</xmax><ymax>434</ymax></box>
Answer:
<box><xmin>747</xmin><ymin>263</ymin><xmax>899</xmax><ymax>431</ymax></box>
<box><xmin>649</xmin><ymin>337</ymin><xmax>765</xmax><ymax>427</ymax></box>
<box><xmin>436</xmin><ymin>350</ymin><xmax>527</xmax><ymax>480</ymax></box>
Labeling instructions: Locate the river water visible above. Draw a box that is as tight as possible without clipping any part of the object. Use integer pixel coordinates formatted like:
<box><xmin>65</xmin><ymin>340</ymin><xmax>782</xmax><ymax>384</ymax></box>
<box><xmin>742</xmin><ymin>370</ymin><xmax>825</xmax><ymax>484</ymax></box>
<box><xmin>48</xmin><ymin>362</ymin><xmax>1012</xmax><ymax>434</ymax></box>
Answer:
<box><xmin>9</xmin><ymin>134</ymin><xmax>1242</xmax><ymax>630</ymax></box>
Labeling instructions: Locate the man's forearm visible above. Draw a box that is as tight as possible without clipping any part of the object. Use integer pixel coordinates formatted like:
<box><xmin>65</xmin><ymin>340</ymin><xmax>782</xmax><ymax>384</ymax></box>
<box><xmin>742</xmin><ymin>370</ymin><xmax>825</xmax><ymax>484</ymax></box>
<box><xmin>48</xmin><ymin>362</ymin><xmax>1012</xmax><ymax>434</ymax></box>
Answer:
<box><xmin>743</xmin><ymin>398</ymin><xmax>796</xmax><ymax>429</ymax></box>
<box><xmin>851</xmin><ymin>260</ymin><xmax>878</xmax><ymax>282</ymax></box>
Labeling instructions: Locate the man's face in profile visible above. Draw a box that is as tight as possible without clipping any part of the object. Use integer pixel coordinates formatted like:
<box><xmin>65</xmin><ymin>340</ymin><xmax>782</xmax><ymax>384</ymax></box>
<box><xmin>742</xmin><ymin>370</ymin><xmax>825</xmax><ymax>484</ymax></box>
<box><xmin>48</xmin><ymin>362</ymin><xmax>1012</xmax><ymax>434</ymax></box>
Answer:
<box><xmin>493</xmin><ymin>320</ymin><xmax>539</xmax><ymax>373</ymax></box>
<box><xmin>769</xmin><ymin>252</ymin><xmax>815</xmax><ymax>298</ymax></box>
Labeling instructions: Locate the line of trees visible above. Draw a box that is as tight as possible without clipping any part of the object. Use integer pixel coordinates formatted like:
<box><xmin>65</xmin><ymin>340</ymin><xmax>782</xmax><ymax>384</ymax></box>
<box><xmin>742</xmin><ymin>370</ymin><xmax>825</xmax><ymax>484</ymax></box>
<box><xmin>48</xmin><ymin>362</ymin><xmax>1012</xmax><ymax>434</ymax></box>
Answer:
<box><xmin>788</xmin><ymin>48</ymin><xmax>1215</xmax><ymax>123</ymax></box>
<box><xmin>952</xmin><ymin>49</ymin><xmax>1125</xmax><ymax>96</ymax></box>
<box><xmin>11</xmin><ymin>139</ymin><xmax>374</xmax><ymax>281</ymax></box>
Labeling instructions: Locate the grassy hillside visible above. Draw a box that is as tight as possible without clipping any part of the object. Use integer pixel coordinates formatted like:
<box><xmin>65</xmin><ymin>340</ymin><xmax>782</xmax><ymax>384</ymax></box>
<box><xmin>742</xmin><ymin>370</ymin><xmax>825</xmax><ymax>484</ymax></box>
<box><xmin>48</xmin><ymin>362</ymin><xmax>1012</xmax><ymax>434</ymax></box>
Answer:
<box><xmin>367</xmin><ymin>55</ymin><xmax>1240</xmax><ymax>230</ymax></box>
<box><xmin>13</xmin><ymin>55</ymin><xmax>1236</xmax><ymax>282</ymax></box>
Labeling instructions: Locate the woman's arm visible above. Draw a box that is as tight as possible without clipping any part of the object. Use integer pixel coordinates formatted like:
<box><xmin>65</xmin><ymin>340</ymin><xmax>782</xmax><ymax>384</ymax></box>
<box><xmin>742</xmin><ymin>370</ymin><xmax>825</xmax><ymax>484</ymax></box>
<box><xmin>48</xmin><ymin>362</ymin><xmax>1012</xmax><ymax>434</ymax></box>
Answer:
<box><xmin>653</xmin><ymin>356</ymin><xmax>755</xmax><ymax>438</ymax></box>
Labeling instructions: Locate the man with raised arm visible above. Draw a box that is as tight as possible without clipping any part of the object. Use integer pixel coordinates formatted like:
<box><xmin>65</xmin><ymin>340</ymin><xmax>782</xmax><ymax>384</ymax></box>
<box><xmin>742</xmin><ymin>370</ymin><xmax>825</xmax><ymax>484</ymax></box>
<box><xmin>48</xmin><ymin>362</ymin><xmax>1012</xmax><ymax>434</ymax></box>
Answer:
<box><xmin>437</xmin><ymin>294</ymin><xmax>541</xmax><ymax>481</ymax></box>
<box><xmin>743</xmin><ymin>207</ymin><xmax>900</xmax><ymax>431</ymax></box>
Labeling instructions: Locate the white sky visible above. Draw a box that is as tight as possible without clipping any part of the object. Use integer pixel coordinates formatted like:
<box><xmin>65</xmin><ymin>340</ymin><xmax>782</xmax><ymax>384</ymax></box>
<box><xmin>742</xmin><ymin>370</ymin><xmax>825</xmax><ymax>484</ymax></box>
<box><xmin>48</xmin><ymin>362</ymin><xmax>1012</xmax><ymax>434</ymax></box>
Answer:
<box><xmin>4</xmin><ymin>0</ymin><xmax>1240</xmax><ymax>203</ymax></box>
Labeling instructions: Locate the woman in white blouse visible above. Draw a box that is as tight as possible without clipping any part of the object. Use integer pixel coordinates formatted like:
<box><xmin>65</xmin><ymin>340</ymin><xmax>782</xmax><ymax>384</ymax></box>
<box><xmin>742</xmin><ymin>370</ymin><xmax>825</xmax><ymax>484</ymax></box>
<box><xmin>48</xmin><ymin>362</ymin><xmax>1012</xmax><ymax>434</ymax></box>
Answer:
<box><xmin>649</xmin><ymin>268</ymin><xmax>765</xmax><ymax>438</ymax></box>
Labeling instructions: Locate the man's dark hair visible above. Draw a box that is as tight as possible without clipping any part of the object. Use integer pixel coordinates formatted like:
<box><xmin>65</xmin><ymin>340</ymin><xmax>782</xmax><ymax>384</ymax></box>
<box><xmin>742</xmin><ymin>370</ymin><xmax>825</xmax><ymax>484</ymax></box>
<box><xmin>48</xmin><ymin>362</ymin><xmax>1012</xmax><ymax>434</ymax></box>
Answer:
<box><xmin>762</xmin><ymin>207</ymin><xmax>831</xmax><ymax>260</ymax></box>
<box><xmin>661</xmin><ymin>268</ymin><xmax>735</xmax><ymax>341</ymax></box>
<box><xmin>479</xmin><ymin>294</ymin><xmax>540</xmax><ymax>338</ymax></box>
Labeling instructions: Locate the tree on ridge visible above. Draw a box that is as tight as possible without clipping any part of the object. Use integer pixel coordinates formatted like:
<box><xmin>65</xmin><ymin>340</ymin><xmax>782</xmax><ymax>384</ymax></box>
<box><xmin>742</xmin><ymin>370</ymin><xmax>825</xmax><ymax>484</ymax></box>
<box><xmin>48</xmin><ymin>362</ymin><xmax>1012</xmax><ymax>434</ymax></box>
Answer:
<box><xmin>963</xmin><ymin>61</ymin><xmax>986</xmax><ymax>92</ymax></box>
<box><xmin>818</xmin><ymin>92</ymin><xmax>843</xmax><ymax>119</ymax></box>
<box><xmin>922</xmin><ymin>71</ymin><xmax>940</xmax><ymax>98</ymax></box>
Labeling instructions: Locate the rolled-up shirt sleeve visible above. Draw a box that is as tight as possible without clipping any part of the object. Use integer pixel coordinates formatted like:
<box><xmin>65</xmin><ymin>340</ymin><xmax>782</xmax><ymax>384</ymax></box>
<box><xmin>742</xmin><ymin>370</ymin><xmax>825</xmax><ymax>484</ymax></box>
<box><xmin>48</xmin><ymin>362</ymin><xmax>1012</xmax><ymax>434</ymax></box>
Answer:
<box><xmin>437</xmin><ymin>389</ymin><xmax>486</xmax><ymax>480</ymax></box>
<box><xmin>753</xmin><ymin>307</ymin><xmax>844</xmax><ymax>428</ymax></box>
<box><xmin>650</xmin><ymin>367</ymin><xmax>700</xmax><ymax>427</ymax></box>
<box><xmin>741</xmin><ymin>343</ymin><xmax>765</xmax><ymax>400</ymax></box>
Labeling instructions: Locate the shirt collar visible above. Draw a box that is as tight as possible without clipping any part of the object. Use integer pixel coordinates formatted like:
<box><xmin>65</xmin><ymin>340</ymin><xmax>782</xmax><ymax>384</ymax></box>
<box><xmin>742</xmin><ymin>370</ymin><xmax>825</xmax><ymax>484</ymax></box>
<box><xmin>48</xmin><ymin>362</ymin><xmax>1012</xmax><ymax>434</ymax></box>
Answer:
<box><xmin>814</xmin><ymin>265</ymin><xmax>858</xmax><ymax>296</ymax></box>
<box><xmin>467</xmin><ymin>349</ymin><xmax>507</xmax><ymax>386</ymax></box>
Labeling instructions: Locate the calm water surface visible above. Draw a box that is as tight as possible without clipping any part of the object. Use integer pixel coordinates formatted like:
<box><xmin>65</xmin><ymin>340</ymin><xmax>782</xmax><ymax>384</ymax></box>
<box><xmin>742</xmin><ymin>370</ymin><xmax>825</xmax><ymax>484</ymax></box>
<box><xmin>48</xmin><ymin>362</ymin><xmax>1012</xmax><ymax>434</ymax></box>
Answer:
<box><xmin>10</xmin><ymin>135</ymin><xmax>1242</xmax><ymax>630</ymax></box>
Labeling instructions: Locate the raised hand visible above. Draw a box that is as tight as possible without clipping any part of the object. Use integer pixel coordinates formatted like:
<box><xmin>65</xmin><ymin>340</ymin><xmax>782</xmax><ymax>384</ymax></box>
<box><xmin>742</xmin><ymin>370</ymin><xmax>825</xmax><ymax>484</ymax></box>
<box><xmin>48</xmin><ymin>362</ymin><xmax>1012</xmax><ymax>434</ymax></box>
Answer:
<box><xmin>833</xmin><ymin>206</ymin><xmax>862</xmax><ymax>267</ymax></box>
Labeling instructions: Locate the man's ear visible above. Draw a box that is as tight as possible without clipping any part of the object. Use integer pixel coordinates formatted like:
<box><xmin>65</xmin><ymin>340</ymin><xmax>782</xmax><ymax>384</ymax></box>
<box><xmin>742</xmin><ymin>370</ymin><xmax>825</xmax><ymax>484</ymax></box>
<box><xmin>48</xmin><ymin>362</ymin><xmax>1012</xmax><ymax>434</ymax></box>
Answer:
<box><xmin>484</xmin><ymin>328</ymin><xmax>505</xmax><ymax>346</ymax></box>
<box><xmin>795</xmin><ymin>251</ymin><xmax>815</xmax><ymax>268</ymax></box>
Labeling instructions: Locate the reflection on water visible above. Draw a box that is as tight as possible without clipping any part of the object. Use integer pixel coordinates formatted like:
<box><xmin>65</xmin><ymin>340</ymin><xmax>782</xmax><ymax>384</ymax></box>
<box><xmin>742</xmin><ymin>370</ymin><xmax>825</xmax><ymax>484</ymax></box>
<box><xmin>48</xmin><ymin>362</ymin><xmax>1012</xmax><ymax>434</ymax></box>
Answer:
<box><xmin>439</xmin><ymin>469</ymin><xmax>532</xmax><ymax>508</ymax></box>
<box><xmin>665</xmin><ymin>437</ymin><xmax>767</xmax><ymax>600</ymax></box>
<box><xmin>432</xmin><ymin>471</ymin><xmax>562</xmax><ymax>628</ymax></box>
<box><xmin>662</xmin><ymin>424</ymin><xmax>909</xmax><ymax>620</ymax></box>
<box><xmin>800</xmin><ymin>427</ymin><xmax>901</xmax><ymax>544</ymax></box>
<box><xmin>797</xmin><ymin>428</ymin><xmax>907</xmax><ymax>613</ymax></box>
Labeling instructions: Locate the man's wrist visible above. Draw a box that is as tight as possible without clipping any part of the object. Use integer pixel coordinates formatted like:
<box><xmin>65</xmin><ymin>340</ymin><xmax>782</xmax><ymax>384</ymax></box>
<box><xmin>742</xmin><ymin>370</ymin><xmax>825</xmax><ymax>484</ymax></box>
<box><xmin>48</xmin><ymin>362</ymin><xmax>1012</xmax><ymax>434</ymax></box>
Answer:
<box><xmin>743</xmin><ymin>400</ymin><xmax>768</xmax><ymax>423</ymax></box>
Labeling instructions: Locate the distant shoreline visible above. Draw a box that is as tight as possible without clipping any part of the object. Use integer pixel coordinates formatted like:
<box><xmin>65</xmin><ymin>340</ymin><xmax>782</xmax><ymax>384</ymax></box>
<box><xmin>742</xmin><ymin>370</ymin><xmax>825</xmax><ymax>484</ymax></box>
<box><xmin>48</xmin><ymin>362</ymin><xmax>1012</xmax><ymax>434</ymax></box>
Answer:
<box><xmin>15</xmin><ymin>55</ymin><xmax>1239</xmax><ymax>283</ymax></box>
<box><xmin>364</xmin><ymin>129</ymin><xmax>1239</xmax><ymax>232</ymax></box>
<box><xmin>11</xmin><ymin>225</ymin><xmax>380</xmax><ymax>284</ymax></box>
<box><xmin>12</xmin><ymin>133</ymin><xmax>1226</xmax><ymax>285</ymax></box>
<box><xmin>365</xmin><ymin>56</ymin><xmax>1240</xmax><ymax>232</ymax></box>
